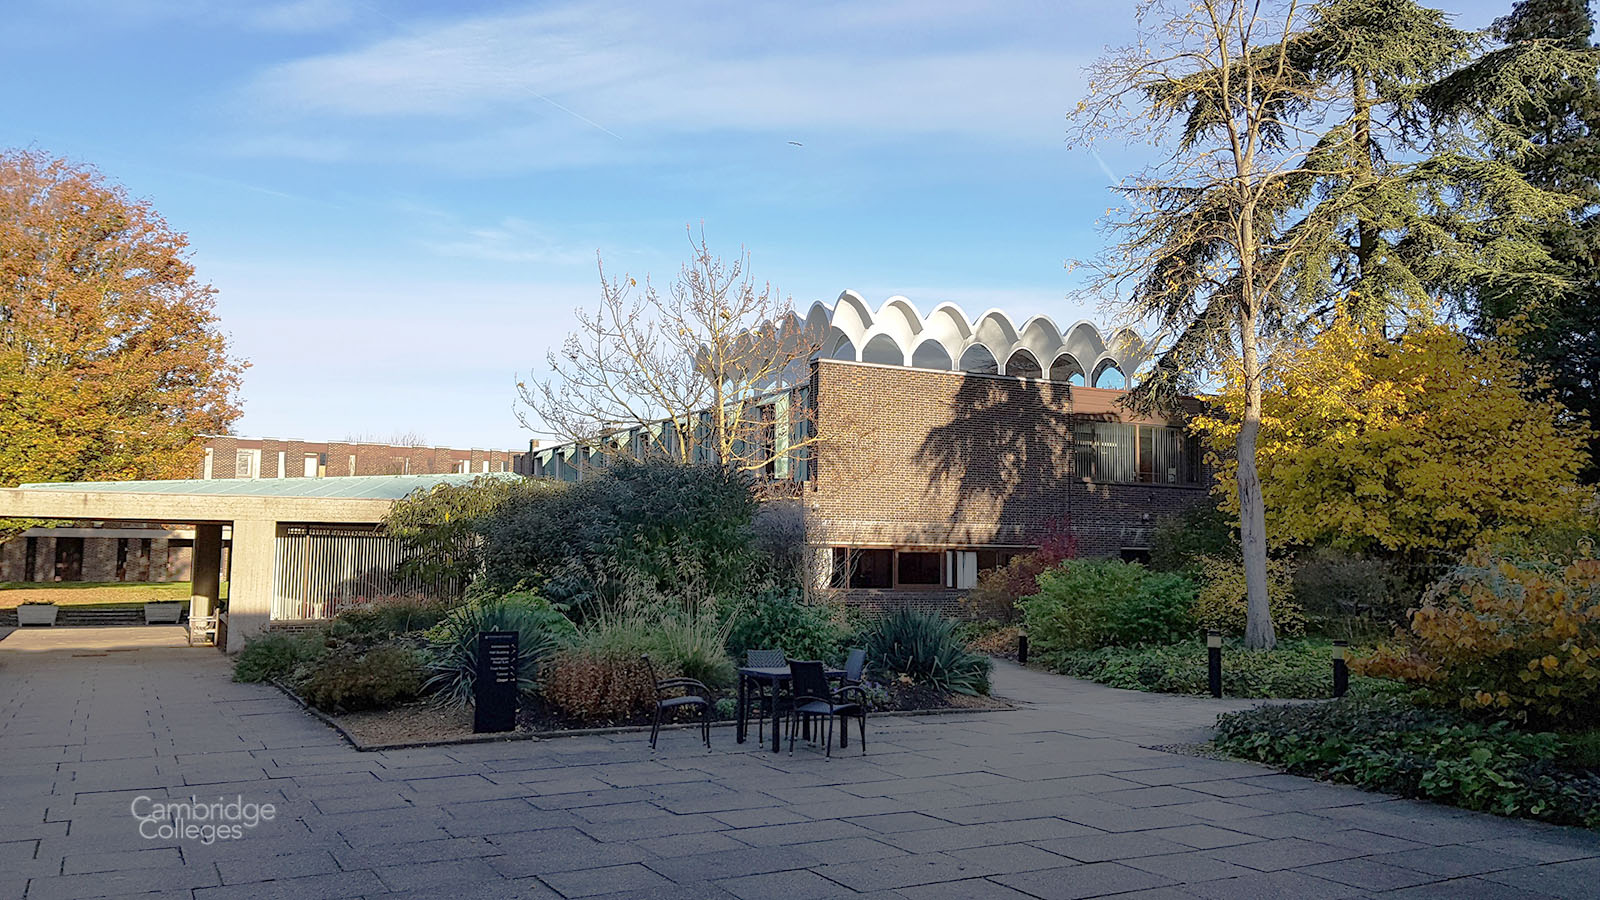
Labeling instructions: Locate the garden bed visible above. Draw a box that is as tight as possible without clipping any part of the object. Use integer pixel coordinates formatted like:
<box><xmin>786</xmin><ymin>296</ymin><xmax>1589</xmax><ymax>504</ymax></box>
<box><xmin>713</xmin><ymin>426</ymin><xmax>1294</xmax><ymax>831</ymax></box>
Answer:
<box><xmin>288</xmin><ymin>683</ymin><xmax>1008</xmax><ymax>751</ymax></box>
<box><xmin>1210</xmin><ymin>694</ymin><xmax>1600</xmax><ymax>829</ymax></box>
<box><xmin>1037</xmin><ymin>638</ymin><xmax>1369</xmax><ymax>699</ymax></box>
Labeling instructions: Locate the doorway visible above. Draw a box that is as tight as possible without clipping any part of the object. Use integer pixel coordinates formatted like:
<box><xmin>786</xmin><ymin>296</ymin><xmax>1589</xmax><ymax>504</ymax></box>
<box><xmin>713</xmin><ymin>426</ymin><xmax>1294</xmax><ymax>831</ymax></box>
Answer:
<box><xmin>54</xmin><ymin>537</ymin><xmax>84</xmax><ymax>581</ymax></box>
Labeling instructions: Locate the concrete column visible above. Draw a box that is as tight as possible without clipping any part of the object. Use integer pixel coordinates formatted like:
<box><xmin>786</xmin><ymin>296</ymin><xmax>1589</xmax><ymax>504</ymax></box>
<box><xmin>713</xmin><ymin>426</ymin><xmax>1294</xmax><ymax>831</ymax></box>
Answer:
<box><xmin>191</xmin><ymin>524</ymin><xmax>223</xmax><ymax>622</ymax></box>
<box><xmin>224</xmin><ymin>518</ymin><xmax>278</xmax><ymax>653</ymax></box>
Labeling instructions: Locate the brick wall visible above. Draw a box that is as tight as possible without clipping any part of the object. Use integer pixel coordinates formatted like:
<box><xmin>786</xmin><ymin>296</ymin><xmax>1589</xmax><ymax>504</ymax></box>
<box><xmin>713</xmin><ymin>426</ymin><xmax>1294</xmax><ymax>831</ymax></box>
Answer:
<box><xmin>0</xmin><ymin>538</ymin><xmax>24</xmax><ymax>582</ymax></box>
<box><xmin>83</xmin><ymin>538</ymin><xmax>117</xmax><ymax>582</ymax></box>
<box><xmin>198</xmin><ymin>436</ymin><xmax>526</xmax><ymax>479</ymax></box>
<box><xmin>807</xmin><ymin>359</ymin><xmax>1210</xmax><ymax>615</ymax></box>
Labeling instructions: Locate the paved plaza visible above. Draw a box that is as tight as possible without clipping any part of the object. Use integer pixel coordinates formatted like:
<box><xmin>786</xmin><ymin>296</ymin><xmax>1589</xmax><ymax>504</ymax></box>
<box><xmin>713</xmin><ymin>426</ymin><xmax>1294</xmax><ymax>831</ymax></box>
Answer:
<box><xmin>1</xmin><ymin>627</ymin><xmax>1597</xmax><ymax>899</ymax></box>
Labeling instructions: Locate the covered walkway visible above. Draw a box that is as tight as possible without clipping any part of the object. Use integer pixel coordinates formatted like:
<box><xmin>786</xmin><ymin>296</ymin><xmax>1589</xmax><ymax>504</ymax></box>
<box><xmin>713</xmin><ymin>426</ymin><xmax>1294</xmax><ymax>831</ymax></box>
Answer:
<box><xmin>0</xmin><ymin>474</ymin><xmax>491</xmax><ymax>651</ymax></box>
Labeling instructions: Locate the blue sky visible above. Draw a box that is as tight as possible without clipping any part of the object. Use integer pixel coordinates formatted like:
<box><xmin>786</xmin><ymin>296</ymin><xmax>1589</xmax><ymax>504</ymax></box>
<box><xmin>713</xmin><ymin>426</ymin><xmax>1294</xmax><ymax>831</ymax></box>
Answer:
<box><xmin>4</xmin><ymin>0</ymin><xmax>1511</xmax><ymax>449</ymax></box>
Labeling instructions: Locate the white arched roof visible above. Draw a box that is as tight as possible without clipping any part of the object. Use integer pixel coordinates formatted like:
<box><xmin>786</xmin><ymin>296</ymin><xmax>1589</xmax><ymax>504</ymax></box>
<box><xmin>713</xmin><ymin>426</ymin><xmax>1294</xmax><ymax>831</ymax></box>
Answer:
<box><xmin>795</xmin><ymin>293</ymin><xmax>1148</xmax><ymax>383</ymax></box>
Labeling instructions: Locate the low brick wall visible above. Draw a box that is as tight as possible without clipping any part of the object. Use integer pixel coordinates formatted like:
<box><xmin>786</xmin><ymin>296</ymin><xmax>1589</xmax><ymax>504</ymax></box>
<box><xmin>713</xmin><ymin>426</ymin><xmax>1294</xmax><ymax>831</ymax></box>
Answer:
<box><xmin>819</xmin><ymin>587</ymin><xmax>969</xmax><ymax>619</ymax></box>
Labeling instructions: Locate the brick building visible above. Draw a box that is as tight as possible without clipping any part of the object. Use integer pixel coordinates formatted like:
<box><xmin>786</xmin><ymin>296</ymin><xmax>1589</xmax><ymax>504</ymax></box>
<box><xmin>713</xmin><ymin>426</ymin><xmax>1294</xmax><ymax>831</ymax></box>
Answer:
<box><xmin>196</xmin><ymin>436</ymin><xmax>530</xmax><ymax>481</ymax></box>
<box><xmin>0</xmin><ymin>436</ymin><xmax>533</xmax><ymax>584</ymax></box>
<box><xmin>531</xmin><ymin>294</ymin><xmax>1211</xmax><ymax>614</ymax></box>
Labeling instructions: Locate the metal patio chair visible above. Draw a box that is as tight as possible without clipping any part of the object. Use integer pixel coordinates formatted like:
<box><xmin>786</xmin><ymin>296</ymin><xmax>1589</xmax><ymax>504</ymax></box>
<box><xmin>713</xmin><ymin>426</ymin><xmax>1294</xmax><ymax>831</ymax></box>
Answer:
<box><xmin>841</xmin><ymin>648</ymin><xmax>867</xmax><ymax>686</ymax></box>
<box><xmin>744</xmin><ymin>649</ymin><xmax>786</xmax><ymax>744</ymax></box>
<box><xmin>642</xmin><ymin>655</ymin><xmax>711</xmax><ymax>750</ymax></box>
<box><xmin>787</xmin><ymin>660</ymin><xmax>867</xmax><ymax>757</ymax></box>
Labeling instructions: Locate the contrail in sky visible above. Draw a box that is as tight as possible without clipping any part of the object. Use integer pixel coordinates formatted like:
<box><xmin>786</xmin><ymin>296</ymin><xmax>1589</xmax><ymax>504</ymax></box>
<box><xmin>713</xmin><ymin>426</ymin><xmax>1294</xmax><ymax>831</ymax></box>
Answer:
<box><xmin>1089</xmin><ymin>148</ymin><xmax>1121</xmax><ymax>185</ymax></box>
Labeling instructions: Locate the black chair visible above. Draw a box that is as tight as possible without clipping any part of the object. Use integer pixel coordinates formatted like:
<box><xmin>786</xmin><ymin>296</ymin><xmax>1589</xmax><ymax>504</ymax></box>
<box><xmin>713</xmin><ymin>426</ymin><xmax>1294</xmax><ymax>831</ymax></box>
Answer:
<box><xmin>787</xmin><ymin>660</ymin><xmax>866</xmax><ymax>757</ymax></box>
<box><xmin>642</xmin><ymin>655</ymin><xmax>711</xmax><ymax>750</ymax></box>
<box><xmin>745</xmin><ymin>649</ymin><xmax>786</xmax><ymax>744</ymax></box>
<box><xmin>841</xmin><ymin>648</ymin><xmax>867</xmax><ymax>686</ymax></box>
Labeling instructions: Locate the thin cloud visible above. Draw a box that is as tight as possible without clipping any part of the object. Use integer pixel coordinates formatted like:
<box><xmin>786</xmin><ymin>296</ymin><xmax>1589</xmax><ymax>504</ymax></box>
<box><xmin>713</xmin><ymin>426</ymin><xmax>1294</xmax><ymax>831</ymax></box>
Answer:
<box><xmin>248</xmin><ymin>0</ymin><xmax>355</xmax><ymax>32</ymax></box>
<box><xmin>233</xmin><ymin>0</ymin><xmax>1097</xmax><ymax>168</ymax></box>
<box><xmin>420</xmin><ymin>217</ymin><xmax>593</xmax><ymax>265</ymax></box>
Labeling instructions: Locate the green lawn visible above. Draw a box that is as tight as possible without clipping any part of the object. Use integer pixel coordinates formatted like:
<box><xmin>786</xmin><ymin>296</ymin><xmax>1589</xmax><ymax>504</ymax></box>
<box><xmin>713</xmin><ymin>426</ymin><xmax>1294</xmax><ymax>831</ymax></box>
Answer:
<box><xmin>0</xmin><ymin>581</ymin><xmax>228</xmax><ymax>608</ymax></box>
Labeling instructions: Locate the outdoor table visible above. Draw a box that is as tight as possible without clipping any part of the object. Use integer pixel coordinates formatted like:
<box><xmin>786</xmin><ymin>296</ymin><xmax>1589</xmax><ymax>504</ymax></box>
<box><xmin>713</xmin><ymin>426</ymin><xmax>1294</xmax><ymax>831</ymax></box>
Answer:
<box><xmin>736</xmin><ymin>665</ymin><xmax>846</xmax><ymax>752</ymax></box>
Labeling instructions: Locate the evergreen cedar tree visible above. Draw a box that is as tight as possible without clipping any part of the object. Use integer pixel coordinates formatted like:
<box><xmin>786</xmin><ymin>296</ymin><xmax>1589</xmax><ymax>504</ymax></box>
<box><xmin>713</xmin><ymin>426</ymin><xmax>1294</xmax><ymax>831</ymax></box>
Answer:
<box><xmin>1070</xmin><ymin>0</ymin><xmax>1590</xmax><ymax>648</ymax></box>
<box><xmin>1452</xmin><ymin>0</ymin><xmax>1600</xmax><ymax>481</ymax></box>
<box><xmin>0</xmin><ymin>151</ymin><xmax>244</xmax><ymax>534</ymax></box>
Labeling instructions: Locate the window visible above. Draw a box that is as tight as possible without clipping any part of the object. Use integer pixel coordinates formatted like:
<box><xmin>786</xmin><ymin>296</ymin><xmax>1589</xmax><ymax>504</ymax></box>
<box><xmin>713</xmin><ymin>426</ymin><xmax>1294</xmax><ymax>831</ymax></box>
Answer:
<box><xmin>454</xmin><ymin>460</ymin><xmax>469</xmax><ymax>474</ymax></box>
<box><xmin>946</xmin><ymin>551</ymin><xmax>978</xmax><ymax>588</ymax></box>
<box><xmin>974</xmin><ymin>549</ymin><xmax>1024</xmax><ymax>572</ymax></box>
<box><xmin>897</xmin><ymin>551</ymin><xmax>942</xmax><ymax>586</ymax></box>
<box><xmin>1120</xmin><ymin>547</ymin><xmax>1152</xmax><ymax>565</ymax></box>
<box><xmin>54</xmin><ymin>537</ymin><xmax>83</xmax><ymax>581</ymax></box>
<box><xmin>829</xmin><ymin>548</ymin><xmax>892</xmax><ymax>589</ymax></box>
<box><xmin>304</xmin><ymin>454</ymin><xmax>319</xmax><ymax>478</ymax></box>
<box><xmin>234</xmin><ymin>449</ymin><xmax>259</xmax><ymax>479</ymax></box>
<box><xmin>1075</xmin><ymin>423</ymin><xmax>1197</xmax><ymax>485</ymax></box>
<box><xmin>202</xmin><ymin>448</ymin><xmax>214</xmax><ymax>479</ymax></box>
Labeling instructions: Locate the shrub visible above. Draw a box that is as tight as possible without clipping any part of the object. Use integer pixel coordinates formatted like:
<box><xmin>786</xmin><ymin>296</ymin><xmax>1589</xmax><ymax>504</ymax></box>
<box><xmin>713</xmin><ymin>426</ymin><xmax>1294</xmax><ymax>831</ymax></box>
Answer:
<box><xmin>1291</xmin><ymin>547</ymin><xmax>1400</xmax><ymax>623</ymax></box>
<box><xmin>298</xmin><ymin>645</ymin><xmax>426</xmax><ymax>713</ymax></box>
<box><xmin>570</xmin><ymin>613</ymin><xmax>736</xmax><ymax>689</ymax></box>
<box><xmin>1044</xmin><ymin>638</ymin><xmax>1356</xmax><ymax>698</ymax></box>
<box><xmin>726</xmin><ymin>587</ymin><xmax>849</xmax><ymax>663</ymax></box>
<box><xmin>1149</xmin><ymin>496</ymin><xmax>1235</xmax><ymax>573</ymax></box>
<box><xmin>481</xmin><ymin>459</ymin><xmax>761</xmax><ymax>611</ymax></box>
<box><xmin>330</xmin><ymin>594</ymin><xmax>455</xmax><ymax>640</ymax></box>
<box><xmin>863</xmin><ymin>608</ymin><xmax>992</xmax><ymax>696</ymax></box>
<box><xmin>961</xmin><ymin>527</ymin><xmax>1077</xmax><ymax>623</ymax></box>
<box><xmin>541</xmin><ymin>650</ymin><xmax>658</xmax><ymax>722</ymax></box>
<box><xmin>385</xmin><ymin>474</ymin><xmax>553</xmax><ymax>590</ymax></box>
<box><xmin>233</xmin><ymin>631</ymin><xmax>323</xmax><ymax>683</ymax></box>
<box><xmin>963</xmin><ymin>621</ymin><xmax>1024</xmax><ymax>658</ymax></box>
<box><xmin>424</xmin><ymin>593</ymin><xmax>574</xmax><ymax>708</ymax></box>
<box><xmin>747</xmin><ymin>499</ymin><xmax>810</xmax><ymax>589</ymax></box>
<box><xmin>1020</xmin><ymin>559</ymin><xmax>1196</xmax><ymax>652</ymax></box>
<box><xmin>1214</xmin><ymin>695</ymin><xmax>1600</xmax><ymax>828</ymax></box>
<box><xmin>1354</xmin><ymin>555</ymin><xmax>1600</xmax><ymax>729</ymax></box>
<box><xmin>1191</xmin><ymin>554</ymin><xmax>1304</xmax><ymax>638</ymax></box>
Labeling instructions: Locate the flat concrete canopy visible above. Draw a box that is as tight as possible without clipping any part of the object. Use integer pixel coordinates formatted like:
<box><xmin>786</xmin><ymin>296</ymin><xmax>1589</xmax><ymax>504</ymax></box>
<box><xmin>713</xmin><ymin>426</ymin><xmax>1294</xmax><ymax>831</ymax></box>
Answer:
<box><xmin>0</xmin><ymin>473</ymin><xmax>509</xmax><ymax>651</ymax></box>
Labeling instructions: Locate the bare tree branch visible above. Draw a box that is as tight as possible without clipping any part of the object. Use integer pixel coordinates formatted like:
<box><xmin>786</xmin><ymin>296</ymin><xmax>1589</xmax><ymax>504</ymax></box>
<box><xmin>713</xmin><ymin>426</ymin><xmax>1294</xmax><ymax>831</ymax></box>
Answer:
<box><xmin>518</xmin><ymin>228</ymin><xmax>824</xmax><ymax>473</ymax></box>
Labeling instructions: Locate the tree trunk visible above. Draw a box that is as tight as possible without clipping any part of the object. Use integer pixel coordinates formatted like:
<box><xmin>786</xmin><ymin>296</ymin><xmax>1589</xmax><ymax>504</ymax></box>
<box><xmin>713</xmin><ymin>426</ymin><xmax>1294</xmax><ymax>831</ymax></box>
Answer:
<box><xmin>1236</xmin><ymin>309</ymin><xmax>1277</xmax><ymax>651</ymax></box>
<box><xmin>1351</xmin><ymin>71</ymin><xmax>1380</xmax><ymax>316</ymax></box>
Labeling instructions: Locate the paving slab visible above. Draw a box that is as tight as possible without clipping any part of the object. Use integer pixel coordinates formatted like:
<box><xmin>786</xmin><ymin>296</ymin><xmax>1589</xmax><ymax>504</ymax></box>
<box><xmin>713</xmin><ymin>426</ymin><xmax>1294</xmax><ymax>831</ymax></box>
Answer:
<box><xmin>2</xmin><ymin>629</ymin><xmax>1596</xmax><ymax>899</ymax></box>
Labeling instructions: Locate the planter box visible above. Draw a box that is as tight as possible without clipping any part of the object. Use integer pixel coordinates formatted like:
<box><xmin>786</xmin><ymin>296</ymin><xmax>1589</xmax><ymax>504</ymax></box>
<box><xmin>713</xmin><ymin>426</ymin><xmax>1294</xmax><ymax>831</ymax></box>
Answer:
<box><xmin>16</xmin><ymin>604</ymin><xmax>58</xmax><ymax>626</ymax></box>
<box><xmin>144</xmin><ymin>602</ymin><xmax>184</xmax><ymax>625</ymax></box>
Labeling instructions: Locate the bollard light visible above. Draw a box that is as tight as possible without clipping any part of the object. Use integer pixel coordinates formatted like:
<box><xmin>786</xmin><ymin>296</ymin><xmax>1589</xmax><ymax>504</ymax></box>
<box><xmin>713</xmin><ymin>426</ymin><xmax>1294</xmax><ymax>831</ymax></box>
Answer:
<box><xmin>1332</xmin><ymin>639</ymin><xmax>1349</xmax><ymax>698</ymax></box>
<box><xmin>1017</xmin><ymin>633</ymin><xmax>1029</xmax><ymax>666</ymax></box>
<box><xmin>1206</xmin><ymin>630</ymin><xmax>1223</xmax><ymax>698</ymax></box>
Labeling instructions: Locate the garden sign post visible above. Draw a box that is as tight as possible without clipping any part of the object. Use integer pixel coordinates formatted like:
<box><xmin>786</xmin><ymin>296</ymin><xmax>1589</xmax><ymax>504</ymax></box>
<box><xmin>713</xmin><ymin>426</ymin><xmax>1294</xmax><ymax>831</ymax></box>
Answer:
<box><xmin>1332</xmin><ymin>640</ymin><xmax>1348</xmax><ymax>698</ymax></box>
<box><xmin>474</xmin><ymin>631</ymin><xmax>518</xmax><ymax>733</ymax></box>
<box><xmin>1207</xmin><ymin>630</ymin><xmax>1223</xmax><ymax>698</ymax></box>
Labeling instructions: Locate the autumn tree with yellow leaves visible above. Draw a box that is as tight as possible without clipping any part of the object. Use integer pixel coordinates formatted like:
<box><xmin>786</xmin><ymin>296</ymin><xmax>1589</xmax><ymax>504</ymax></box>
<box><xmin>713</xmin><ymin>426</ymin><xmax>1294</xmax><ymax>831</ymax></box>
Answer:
<box><xmin>0</xmin><ymin>151</ymin><xmax>245</xmax><ymax>527</ymax></box>
<box><xmin>1192</xmin><ymin>313</ymin><xmax>1591</xmax><ymax>558</ymax></box>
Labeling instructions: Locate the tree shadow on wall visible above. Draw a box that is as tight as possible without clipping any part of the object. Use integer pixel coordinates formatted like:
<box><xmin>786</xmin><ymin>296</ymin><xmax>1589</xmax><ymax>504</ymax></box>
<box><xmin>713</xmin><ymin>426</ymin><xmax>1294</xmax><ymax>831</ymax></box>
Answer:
<box><xmin>913</xmin><ymin>377</ymin><xmax>1110</xmax><ymax>542</ymax></box>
